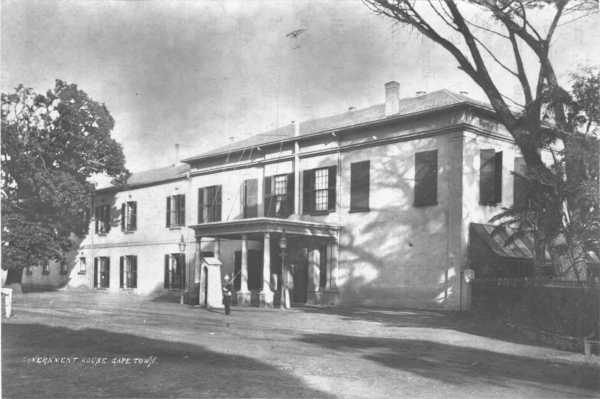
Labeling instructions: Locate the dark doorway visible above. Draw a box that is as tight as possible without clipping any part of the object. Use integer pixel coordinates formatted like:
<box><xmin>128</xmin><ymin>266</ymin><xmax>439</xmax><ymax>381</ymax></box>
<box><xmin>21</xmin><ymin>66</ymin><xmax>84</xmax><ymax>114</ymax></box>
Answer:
<box><xmin>234</xmin><ymin>250</ymin><xmax>263</xmax><ymax>291</ymax></box>
<box><xmin>293</xmin><ymin>248</ymin><xmax>308</xmax><ymax>304</ymax></box>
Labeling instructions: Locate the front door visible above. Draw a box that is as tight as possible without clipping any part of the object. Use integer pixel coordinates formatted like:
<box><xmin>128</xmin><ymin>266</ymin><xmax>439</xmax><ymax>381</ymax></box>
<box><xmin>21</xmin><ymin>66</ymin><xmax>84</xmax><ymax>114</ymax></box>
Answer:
<box><xmin>292</xmin><ymin>248</ymin><xmax>308</xmax><ymax>304</ymax></box>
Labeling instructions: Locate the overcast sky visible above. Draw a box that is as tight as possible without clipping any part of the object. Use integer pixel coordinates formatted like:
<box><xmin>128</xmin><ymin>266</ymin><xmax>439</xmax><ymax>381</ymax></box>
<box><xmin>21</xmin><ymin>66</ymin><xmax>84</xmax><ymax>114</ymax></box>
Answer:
<box><xmin>2</xmin><ymin>0</ymin><xmax>599</xmax><ymax>174</ymax></box>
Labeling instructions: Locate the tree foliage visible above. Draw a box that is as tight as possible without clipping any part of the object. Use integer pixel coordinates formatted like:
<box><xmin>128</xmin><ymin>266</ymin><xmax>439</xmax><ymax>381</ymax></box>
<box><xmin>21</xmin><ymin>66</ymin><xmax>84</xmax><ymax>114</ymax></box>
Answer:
<box><xmin>1</xmin><ymin>80</ymin><xmax>129</xmax><ymax>276</ymax></box>
<box><xmin>364</xmin><ymin>0</ymin><xmax>599</xmax><ymax>275</ymax></box>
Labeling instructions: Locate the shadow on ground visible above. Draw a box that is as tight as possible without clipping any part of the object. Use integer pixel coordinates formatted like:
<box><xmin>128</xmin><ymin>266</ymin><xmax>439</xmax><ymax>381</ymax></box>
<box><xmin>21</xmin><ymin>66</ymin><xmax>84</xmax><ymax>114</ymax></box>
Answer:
<box><xmin>2</xmin><ymin>323</ymin><xmax>333</xmax><ymax>399</ymax></box>
<box><xmin>296</xmin><ymin>332</ymin><xmax>600</xmax><ymax>393</ymax></box>
<box><xmin>298</xmin><ymin>306</ymin><xmax>560</xmax><ymax>349</ymax></box>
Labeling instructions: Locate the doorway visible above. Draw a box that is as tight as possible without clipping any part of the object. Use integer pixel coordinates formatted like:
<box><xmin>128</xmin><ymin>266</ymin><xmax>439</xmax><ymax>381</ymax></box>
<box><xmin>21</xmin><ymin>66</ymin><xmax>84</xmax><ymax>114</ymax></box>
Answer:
<box><xmin>292</xmin><ymin>248</ymin><xmax>308</xmax><ymax>304</ymax></box>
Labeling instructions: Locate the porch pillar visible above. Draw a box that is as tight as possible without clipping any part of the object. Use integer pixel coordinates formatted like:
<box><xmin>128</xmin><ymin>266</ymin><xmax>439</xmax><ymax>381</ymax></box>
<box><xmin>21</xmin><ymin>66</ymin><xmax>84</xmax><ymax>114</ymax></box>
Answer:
<box><xmin>214</xmin><ymin>238</ymin><xmax>220</xmax><ymax>260</ymax></box>
<box><xmin>260</xmin><ymin>232</ymin><xmax>274</xmax><ymax>307</ymax></box>
<box><xmin>237</xmin><ymin>234</ymin><xmax>250</xmax><ymax>305</ymax></box>
<box><xmin>193</xmin><ymin>235</ymin><xmax>202</xmax><ymax>305</ymax></box>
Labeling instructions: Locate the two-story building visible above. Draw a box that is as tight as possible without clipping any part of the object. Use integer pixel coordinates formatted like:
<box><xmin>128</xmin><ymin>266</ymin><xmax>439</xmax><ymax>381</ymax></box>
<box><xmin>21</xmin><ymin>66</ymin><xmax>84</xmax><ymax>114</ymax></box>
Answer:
<box><xmin>66</xmin><ymin>81</ymin><xmax>526</xmax><ymax>310</ymax></box>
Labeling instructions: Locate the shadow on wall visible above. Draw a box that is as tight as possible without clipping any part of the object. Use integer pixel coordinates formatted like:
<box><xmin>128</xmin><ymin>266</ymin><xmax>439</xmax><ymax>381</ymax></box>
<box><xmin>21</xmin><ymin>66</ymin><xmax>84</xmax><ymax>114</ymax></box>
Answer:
<box><xmin>315</xmin><ymin>140</ymin><xmax>456</xmax><ymax>307</ymax></box>
<box><xmin>295</xmin><ymin>333</ymin><xmax>600</xmax><ymax>391</ymax></box>
<box><xmin>2</xmin><ymin>323</ymin><xmax>334</xmax><ymax>399</ymax></box>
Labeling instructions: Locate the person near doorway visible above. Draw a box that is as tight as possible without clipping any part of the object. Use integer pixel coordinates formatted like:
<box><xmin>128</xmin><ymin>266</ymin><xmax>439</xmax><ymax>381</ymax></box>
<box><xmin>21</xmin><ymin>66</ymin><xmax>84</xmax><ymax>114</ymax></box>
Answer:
<box><xmin>222</xmin><ymin>274</ymin><xmax>233</xmax><ymax>315</ymax></box>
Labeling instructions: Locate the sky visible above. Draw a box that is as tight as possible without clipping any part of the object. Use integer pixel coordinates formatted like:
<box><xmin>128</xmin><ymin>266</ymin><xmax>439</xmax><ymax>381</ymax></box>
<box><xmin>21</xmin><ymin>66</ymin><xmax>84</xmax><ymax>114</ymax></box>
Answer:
<box><xmin>2</xmin><ymin>0</ymin><xmax>599</xmax><ymax>174</ymax></box>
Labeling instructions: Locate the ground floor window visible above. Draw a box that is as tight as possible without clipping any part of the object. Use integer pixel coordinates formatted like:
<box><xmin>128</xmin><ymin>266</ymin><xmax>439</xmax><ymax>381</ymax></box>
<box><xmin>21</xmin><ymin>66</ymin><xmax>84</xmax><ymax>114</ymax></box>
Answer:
<box><xmin>164</xmin><ymin>253</ymin><xmax>185</xmax><ymax>289</ymax></box>
<box><xmin>120</xmin><ymin>255</ymin><xmax>138</xmax><ymax>289</ymax></box>
<box><xmin>94</xmin><ymin>257</ymin><xmax>110</xmax><ymax>288</ymax></box>
<box><xmin>78</xmin><ymin>257</ymin><xmax>86</xmax><ymax>274</ymax></box>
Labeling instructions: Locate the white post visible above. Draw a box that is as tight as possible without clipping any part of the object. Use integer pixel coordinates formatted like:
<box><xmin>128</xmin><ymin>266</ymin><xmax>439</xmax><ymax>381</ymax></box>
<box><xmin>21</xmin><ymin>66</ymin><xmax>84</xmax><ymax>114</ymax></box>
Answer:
<box><xmin>261</xmin><ymin>232</ymin><xmax>274</xmax><ymax>307</ymax></box>
<box><xmin>214</xmin><ymin>238</ymin><xmax>221</xmax><ymax>260</ymax></box>
<box><xmin>241</xmin><ymin>235</ymin><xmax>249</xmax><ymax>293</ymax></box>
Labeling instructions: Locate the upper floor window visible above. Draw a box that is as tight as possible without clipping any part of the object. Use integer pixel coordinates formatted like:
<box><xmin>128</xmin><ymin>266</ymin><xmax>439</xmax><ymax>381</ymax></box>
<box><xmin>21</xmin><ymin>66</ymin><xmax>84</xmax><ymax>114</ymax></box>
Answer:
<box><xmin>121</xmin><ymin>201</ymin><xmax>137</xmax><ymax>232</ymax></box>
<box><xmin>119</xmin><ymin>255</ymin><xmax>138</xmax><ymax>289</ymax></box>
<box><xmin>243</xmin><ymin>178</ymin><xmax>258</xmax><ymax>218</ymax></box>
<box><xmin>350</xmin><ymin>161</ymin><xmax>370</xmax><ymax>212</ymax></box>
<box><xmin>264</xmin><ymin>173</ymin><xmax>294</xmax><ymax>218</ymax></box>
<box><xmin>303</xmin><ymin>166</ymin><xmax>336</xmax><ymax>214</ymax></box>
<box><xmin>41</xmin><ymin>262</ymin><xmax>50</xmax><ymax>275</ymax></box>
<box><xmin>60</xmin><ymin>261</ymin><xmax>69</xmax><ymax>275</ymax></box>
<box><xmin>25</xmin><ymin>266</ymin><xmax>33</xmax><ymax>276</ymax></box>
<box><xmin>166</xmin><ymin>194</ymin><xmax>185</xmax><ymax>227</ymax></box>
<box><xmin>198</xmin><ymin>186</ymin><xmax>222</xmax><ymax>223</ymax></box>
<box><xmin>414</xmin><ymin>150</ymin><xmax>438</xmax><ymax>207</ymax></box>
<box><xmin>480</xmin><ymin>149</ymin><xmax>503</xmax><ymax>205</ymax></box>
<box><xmin>94</xmin><ymin>204</ymin><xmax>111</xmax><ymax>234</ymax></box>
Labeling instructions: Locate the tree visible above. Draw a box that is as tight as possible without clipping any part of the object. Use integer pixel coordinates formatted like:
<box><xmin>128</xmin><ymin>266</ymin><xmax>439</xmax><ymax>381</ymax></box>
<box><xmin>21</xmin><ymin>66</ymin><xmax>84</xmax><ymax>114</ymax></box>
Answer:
<box><xmin>1</xmin><ymin>80</ymin><xmax>129</xmax><ymax>283</ymax></box>
<box><xmin>363</xmin><ymin>0</ymin><xmax>599</xmax><ymax>273</ymax></box>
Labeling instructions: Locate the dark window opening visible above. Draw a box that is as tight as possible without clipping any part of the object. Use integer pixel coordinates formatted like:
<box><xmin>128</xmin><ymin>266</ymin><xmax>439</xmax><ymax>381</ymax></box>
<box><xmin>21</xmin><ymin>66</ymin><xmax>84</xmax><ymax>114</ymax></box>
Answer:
<box><xmin>121</xmin><ymin>201</ymin><xmax>137</xmax><ymax>232</ymax></box>
<box><xmin>164</xmin><ymin>253</ymin><xmax>185</xmax><ymax>289</ymax></box>
<box><xmin>166</xmin><ymin>194</ymin><xmax>186</xmax><ymax>227</ymax></box>
<box><xmin>120</xmin><ymin>255</ymin><xmax>138</xmax><ymax>289</ymax></box>
<box><xmin>414</xmin><ymin>150</ymin><xmax>438</xmax><ymax>207</ymax></box>
<box><xmin>265</xmin><ymin>173</ymin><xmax>294</xmax><ymax>218</ymax></box>
<box><xmin>243</xmin><ymin>178</ymin><xmax>258</xmax><ymax>218</ymax></box>
<box><xmin>480</xmin><ymin>149</ymin><xmax>503</xmax><ymax>205</ymax></box>
<box><xmin>198</xmin><ymin>186</ymin><xmax>222</xmax><ymax>223</ymax></box>
<box><xmin>350</xmin><ymin>161</ymin><xmax>370</xmax><ymax>212</ymax></box>
<box><xmin>95</xmin><ymin>204</ymin><xmax>111</xmax><ymax>234</ymax></box>
<box><xmin>94</xmin><ymin>257</ymin><xmax>110</xmax><ymax>288</ymax></box>
<box><xmin>303</xmin><ymin>166</ymin><xmax>336</xmax><ymax>214</ymax></box>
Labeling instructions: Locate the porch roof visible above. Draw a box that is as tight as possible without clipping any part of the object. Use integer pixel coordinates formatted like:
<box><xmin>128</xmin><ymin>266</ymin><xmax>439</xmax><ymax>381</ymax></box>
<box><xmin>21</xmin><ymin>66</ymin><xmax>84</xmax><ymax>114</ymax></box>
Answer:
<box><xmin>189</xmin><ymin>217</ymin><xmax>340</xmax><ymax>240</ymax></box>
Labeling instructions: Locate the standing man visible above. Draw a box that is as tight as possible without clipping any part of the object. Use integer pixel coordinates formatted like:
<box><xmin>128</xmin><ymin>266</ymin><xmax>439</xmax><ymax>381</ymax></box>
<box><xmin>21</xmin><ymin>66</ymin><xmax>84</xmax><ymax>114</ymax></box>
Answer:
<box><xmin>222</xmin><ymin>274</ymin><xmax>233</xmax><ymax>315</ymax></box>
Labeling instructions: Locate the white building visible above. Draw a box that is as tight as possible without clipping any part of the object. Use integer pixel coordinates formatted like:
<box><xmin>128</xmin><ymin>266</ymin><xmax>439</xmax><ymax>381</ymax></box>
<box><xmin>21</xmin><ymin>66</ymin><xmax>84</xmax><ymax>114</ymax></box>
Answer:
<box><xmin>61</xmin><ymin>81</ymin><xmax>525</xmax><ymax>310</ymax></box>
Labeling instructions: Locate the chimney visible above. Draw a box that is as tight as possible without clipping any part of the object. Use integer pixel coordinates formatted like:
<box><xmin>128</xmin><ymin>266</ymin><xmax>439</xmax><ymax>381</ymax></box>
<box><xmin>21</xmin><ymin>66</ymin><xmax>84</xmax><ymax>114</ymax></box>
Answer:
<box><xmin>415</xmin><ymin>91</ymin><xmax>426</xmax><ymax>96</ymax></box>
<box><xmin>292</xmin><ymin>120</ymin><xmax>300</xmax><ymax>137</ymax></box>
<box><xmin>174</xmin><ymin>143</ymin><xmax>180</xmax><ymax>164</ymax></box>
<box><xmin>385</xmin><ymin>81</ymin><xmax>400</xmax><ymax>116</ymax></box>
<box><xmin>459</xmin><ymin>90</ymin><xmax>469</xmax><ymax>96</ymax></box>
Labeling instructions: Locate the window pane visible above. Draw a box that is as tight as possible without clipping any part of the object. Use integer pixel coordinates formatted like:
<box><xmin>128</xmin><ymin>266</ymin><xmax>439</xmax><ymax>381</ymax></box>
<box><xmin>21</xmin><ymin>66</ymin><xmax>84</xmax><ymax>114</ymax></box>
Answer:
<box><xmin>274</xmin><ymin>175</ymin><xmax>287</xmax><ymax>195</ymax></box>
<box><xmin>315</xmin><ymin>169</ymin><xmax>328</xmax><ymax>190</ymax></box>
<box><xmin>315</xmin><ymin>189</ymin><xmax>328</xmax><ymax>211</ymax></box>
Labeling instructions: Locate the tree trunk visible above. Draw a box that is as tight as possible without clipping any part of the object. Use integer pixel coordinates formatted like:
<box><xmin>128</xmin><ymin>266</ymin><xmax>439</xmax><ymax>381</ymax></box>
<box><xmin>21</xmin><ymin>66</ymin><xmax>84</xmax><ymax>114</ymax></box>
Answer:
<box><xmin>5</xmin><ymin>268</ymin><xmax>23</xmax><ymax>285</ymax></box>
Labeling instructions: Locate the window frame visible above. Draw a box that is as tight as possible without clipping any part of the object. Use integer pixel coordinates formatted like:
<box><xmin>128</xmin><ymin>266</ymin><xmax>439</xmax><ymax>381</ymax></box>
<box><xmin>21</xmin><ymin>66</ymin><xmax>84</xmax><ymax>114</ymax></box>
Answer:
<box><xmin>166</xmin><ymin>194</ymin><xmax>186</xmax><ymax>228</ymax></box>
<box><xmin>264</xmin><ymin>173</ymin><xmax>294</xmax><ymax>218</ymax></box>
<box><xmin>121</xmin><ymin>201</ymin><xmax>137</xmax><ymax>232</ymax></box>
<box><xmin>164</xmin><ymin>253</ymin><xmax>186</xmax><ymax>289</ymax></box>
<box><xmin>479</xmin><ymin>149</ymin><xmax>503</xmax><ymax>206</ymax></box>
<box><xmin>303</xmin><ymin>166</ymin><xmax>336</xmax><ymax>215</ymax></box>
<box><xmin>78</xmin><ymin>257</ymin><xmax>87</xmax><ymax>275</ymax></box>
<box><xmin>94</xmin><ymin>204</ymin><xmax>111</xmax><ymax>235</ymax></box>
<box><xmin>120</xmin><ymin>255</ymin><xmax>138</xmax><ymax>289</ymax></box>
<box><xmin>198</xmin><ymin>185</ymin><xmax>222</xmax><ymax>224</ymax></box>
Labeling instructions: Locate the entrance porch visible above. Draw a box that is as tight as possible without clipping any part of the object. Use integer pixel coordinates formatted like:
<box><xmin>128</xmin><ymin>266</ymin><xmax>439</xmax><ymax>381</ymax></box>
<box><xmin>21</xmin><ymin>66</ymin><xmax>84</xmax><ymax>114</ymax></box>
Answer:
<box><xmin>189</xmin><ymin>217</ymin><xmax>340</xmax><ymax>308</ymax></box>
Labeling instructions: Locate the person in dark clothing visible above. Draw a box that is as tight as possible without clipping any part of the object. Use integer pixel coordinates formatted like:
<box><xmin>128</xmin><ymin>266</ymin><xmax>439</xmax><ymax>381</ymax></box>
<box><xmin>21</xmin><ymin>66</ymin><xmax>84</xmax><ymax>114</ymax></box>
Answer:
<box><xmin>222</xmin><ymin>274</ymin><xmax>233</xmax><ymax>315</ymax></box>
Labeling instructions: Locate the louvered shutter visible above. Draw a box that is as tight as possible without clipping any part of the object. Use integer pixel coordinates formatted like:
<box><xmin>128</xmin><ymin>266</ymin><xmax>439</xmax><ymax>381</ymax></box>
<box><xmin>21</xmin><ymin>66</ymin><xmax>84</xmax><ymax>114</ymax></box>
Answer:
<box><xmin>480</xmin><ymin>149</ymin><xmax>496</xmax><ymax>205</ymax></box>
<box><xmin>198</xmin><ymin>188</ymin><xmax>204</xmax><ymax>223</ymax></box>
<box><xmin>494</xmin><ymin>151</ymin><xmax>503</xmax><ymax>203</ymax></box>
<box><xmin>244</xmin><ymin>179</ymin><xmax>258</xmax><ymax>218</ymax></box>
<box><xmin>164</xmin><ymin>255</ymin><xmax>170</xmax><ymax>288</ymax></box>
<box><xmin>302</xmin><ymin>170</ymin><xmax>314</xmax><ymax>214</ymax></box>
<box><xmin>286</xmin><ymin>173</ymin><xmax>295</xmax><ymax>215</ymax></box>
<box><xmin>513</xmin><ymin>157</ymin><xmax>527</xmax><ymax>208</ymax></box>
<box><xmin>130</xmin><ymin>202</ymin><xmax>137</xmax><ymax>230</ymax></box>
<box><xmin>350</xmin><ymin>161</ymin><xmax>370</xmax><ymax>211</ymax></box>
<box><xmin>121</xmin><ymin>204</ymin><xmax>126</xmax><ymax>231</ymax></box>
<box><xmin>93</xmin><ymin>258</ymin><xmax>98</xmax><ymax>288</ymax></box>
<box><xmin>179</xmin><ymin>195</ymin><xmax>186</xmax><ymax>225</ymax></box>
<box><xmin>414</xmin><ymin>150</ymin><xmax>438</xmax><ymax>206</ymax></box>
<box><xmin>131</xmin><ymin>256</ymin><xmax>137</xmax><ymax>288</ymax></box>
<box><xmin>215</xmin><ymin>186</ymin><xmax>222</xmax><ymax>222</ymax></box>
<box><xmin>264</xmin><ymin>176</ymin><xmax>273</xmax><ymax>217</ymax></box>
<box><xmin>328</xmin><ymin>166</ymin><xmax>337</xmax><ymax>211</ymax></box>
<box><xmin>166</xmin><ymin>197</ymin><xmax>171</xmax><ymax>227</ymax></box>
<box><xmin>119</xmin><ymin>256</ymin><xmax>124</xmax><ymax>288</ymax></box>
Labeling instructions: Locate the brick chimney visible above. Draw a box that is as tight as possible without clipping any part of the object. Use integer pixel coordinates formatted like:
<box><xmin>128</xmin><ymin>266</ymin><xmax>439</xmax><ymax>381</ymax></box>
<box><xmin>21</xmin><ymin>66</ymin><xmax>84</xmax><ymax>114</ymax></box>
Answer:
<box><xmin>385</xmin><ymin>81</ymin><xmax>400</xmax><ymax>116</ymax></box>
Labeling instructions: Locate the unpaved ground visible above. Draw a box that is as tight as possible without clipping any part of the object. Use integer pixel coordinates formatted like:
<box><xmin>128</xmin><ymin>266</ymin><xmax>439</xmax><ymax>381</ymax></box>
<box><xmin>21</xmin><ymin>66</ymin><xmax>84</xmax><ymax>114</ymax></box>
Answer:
<box><xmin>2</xmin><ymin>290</ymin><xmax>599</xmax><ymax>398</ymax></box>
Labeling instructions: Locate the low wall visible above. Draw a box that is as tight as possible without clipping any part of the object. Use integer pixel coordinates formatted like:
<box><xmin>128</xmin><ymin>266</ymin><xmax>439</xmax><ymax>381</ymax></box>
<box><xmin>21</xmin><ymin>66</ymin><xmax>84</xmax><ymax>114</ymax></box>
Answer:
<box><xmin>472</xmin><ymin>279</ymin><xmax>600</xmax><ymax>351</ymax></box>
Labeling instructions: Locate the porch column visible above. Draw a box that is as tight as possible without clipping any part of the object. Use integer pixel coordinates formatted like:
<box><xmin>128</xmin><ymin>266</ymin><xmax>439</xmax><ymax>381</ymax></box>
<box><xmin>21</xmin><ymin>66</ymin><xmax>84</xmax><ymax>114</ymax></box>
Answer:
<box><xmin>237</xmin><ymin>234</ymin><xmax>250</xmax><ymax>305</ymax></box>
<box><xmin>260</xmin><ymin>232</ymin><xmax>274</xmax><ymax>307</ymax></box>
<box><xmin>330</xmin><ymin>235</ymin><xmax>339</xmax><ymax>290</ymax></box>
<box><xmin>194</xmin><ymin>235</ymin><xmax>202</xmax><ymax>305</ymax></box>
<box><xmin>214</xmin><ymin>238</ymin><xmax>220</xmax><ymax>260</ymax></box>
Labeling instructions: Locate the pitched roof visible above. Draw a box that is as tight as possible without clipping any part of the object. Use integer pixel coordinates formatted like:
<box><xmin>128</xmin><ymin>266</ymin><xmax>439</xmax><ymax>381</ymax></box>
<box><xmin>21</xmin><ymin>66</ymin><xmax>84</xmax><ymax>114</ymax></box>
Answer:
<box><xmin>96</xmin><ymin>163</ymin><xmax>190</xmax><ymax>193</ymax></box>
<box><xmin>183</xmin><ymin>89</ymin><xmax>491</xmax><ymax>162</ymax></box>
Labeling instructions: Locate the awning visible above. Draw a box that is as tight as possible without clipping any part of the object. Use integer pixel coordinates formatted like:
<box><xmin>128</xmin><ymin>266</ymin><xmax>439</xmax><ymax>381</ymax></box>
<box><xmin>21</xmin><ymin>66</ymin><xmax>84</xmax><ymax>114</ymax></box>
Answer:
<box><xmin>188</xmin><ymin>217</ymin><xmax>340</xmax><ymax>240</ymax></box>
<box><xmin>470</xmin><ymin>223</ymin><xmax>534</xmax><ymax>260</ymax></box>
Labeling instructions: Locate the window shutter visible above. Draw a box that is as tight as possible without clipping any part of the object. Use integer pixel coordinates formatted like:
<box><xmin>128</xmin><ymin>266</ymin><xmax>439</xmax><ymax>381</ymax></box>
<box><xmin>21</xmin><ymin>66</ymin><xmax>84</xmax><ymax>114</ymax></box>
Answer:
<box><xmin>119</xmin><ymin>256</ymin><xmax>124</xmax><ymax>288</ymax></box>
<box><xmin>215</xmin><ymin>186</ymin><xmax>222</xmax><ymax>222</ymax></box>
<box><xmin>166</xmin><ymin>197</ymin><xmax>171</xmax><ymax>227</ymax></box>
<box><xmin>94</xmin><ymin>207</ymin><xmax>99</xmax><ymax>233</ymax></box>
<box><xmin>414</xmin><ymin>150</ymin><xmax>438</xmax><ymax>206</ymax></box>
<box><xmin>480</xmin><ymin>149</ymin><xmax>496</xmax><ymax>205</ymax></box>
<box><xmin>93</xmin><ymin>258</ymin><xmax>98</xmax><ymax>288</ymax></box>
<box><xmin>328</xmin><ymin>166</ymin><xmax>337</xmax><ymax>211</ymax></box>
<box><xmin>286</xmin><ymin>173</ymin><xmax>295</xmax><ymax>215</ymax></box>
<box><xmin>198</xmin><ymin>188</ymin><xmax>204</xmax><ymax>223</ymax></box>
<box><xmin>179</xmin><ymin>254</ymin><xmax>186</xmax><ymax>288</ymax></box>
<box><xmin>130</xmin><ymin>202</ymin><xmax>137</xmax><ymax>230</ymax></box>
<box><xmin>350</xmin><ymin>161</ymin><xmax>370</xmax><ymax>211</ymax></box>
<box><xmin>131</xmin><ymin>256</ymin><xmax>137</xmax><ymax>288</ymax></box>
<box><xmin>180</xmin><ymin>195</ymin><xmax>186</xmax><ymax>225</ymax></box>
<box><xmin>303</xmin><ymin>170</ymin><xmax>314</xmax><ymax>214</ymax></box>
<box><xmin>494</xmin><ymin>151</ymin><xmax>503</xmax><ymax>203</ymax></box>
<box><xmin>164</xmin><ymin>254</ymin><xmax>170</xmax><ymax>288</ymax></box>
<box><xmin>264</xmin><ymin>176</ymin><xmax>273</xmax><ymax>217</ymax></box>
<box><xmin>244</xmin><ymin>179</ymin><xmax>258</xmax><ymax>218</ymax></box>
<box><xmin>121</xmin><ymin>204</ymin><xmax>126</xmax><ymax>231</ymax></box>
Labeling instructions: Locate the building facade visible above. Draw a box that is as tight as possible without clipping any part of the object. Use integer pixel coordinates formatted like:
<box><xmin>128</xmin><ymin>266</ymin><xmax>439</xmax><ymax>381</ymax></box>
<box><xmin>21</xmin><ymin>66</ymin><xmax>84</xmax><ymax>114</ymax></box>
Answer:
<box><xmin>63</xmin><ymin>82</ymin><xmax>525</xmax><ymax>310</ymax></box>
